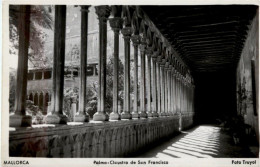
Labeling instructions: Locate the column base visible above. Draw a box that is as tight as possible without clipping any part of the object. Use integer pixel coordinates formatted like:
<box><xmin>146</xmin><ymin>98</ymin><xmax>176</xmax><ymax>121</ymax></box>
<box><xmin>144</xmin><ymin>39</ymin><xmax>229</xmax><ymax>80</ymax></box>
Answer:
<box><xmin>147</xmin><ymin>112</ymin><xmax>153</xmax><ymax>118</ymax></box>
<box><xmin>45</xmin><ymin>114</ymin><xmax>68</xmax><ymax>124</ymax></box>
<box><xmin>159</xmin><ymin>112</ymin><xmax>166</xmax><ymax>117</ymax></box>
<box><xmin>10</xmin><ymin>114</ymin><xmax>32</xmax><ymax>127</ymax></box>
<box><xmin>131</xmin><ymin>112</ymin><xmax>140</xmax><ymax>119</ymax></box>
<box><xmin>109</xmin><ymin>112</ymin><xmax>121</xmax><ymax>120</ymax></box>
<box><xmin>140</xmin><ymin>112</ymin><xmax>147</xmax><ymax>118</ymax></box>
<box><xmin>93</xmin><ymin>112</ymin><xmax>109</xmax><ymax>121</ymax></box>
<box><xmin>152</xmin><ymin>112</ymin><xmax>159</xmax><ymax>117</ymax></box>
<box><xmin>121</xmin><ymin>112</ymin><xmax>132</xmax><ymax>119</ymax></box>
<box><xmin>74</xmin><ymin>114</ymin><xmax>89</xmax><ymax>122</ymax></box>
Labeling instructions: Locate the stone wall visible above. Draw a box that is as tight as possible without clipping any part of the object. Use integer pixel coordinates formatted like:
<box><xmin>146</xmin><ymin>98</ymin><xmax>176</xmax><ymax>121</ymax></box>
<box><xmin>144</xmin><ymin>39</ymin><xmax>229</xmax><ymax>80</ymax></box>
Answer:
<box><xmin>236</xmin><ymin>9</ymin><xmax>259</xmax><ymax>142</ymax></box>
<box><xmin>27</xmin><ymin>75</ymin><xmax>98</xmax><ymax>93</ymax></box>
<box><xmin>9</xmin><ymin>117</ymin><xmax>180</xmax><ymax>157</ymax></box>
<box><xmin>181</xmin><ymin>112</ymin><xmax>194</xmax><ymax>130</ymax></box>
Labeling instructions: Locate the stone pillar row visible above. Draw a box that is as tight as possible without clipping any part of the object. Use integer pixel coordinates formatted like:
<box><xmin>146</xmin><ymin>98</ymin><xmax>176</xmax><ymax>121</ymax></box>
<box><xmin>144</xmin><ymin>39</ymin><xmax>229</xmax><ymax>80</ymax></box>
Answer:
<box><xmin>10</xmin><ymin>5</ymin><xmax>195</xmax><ymax>127</ymax></box>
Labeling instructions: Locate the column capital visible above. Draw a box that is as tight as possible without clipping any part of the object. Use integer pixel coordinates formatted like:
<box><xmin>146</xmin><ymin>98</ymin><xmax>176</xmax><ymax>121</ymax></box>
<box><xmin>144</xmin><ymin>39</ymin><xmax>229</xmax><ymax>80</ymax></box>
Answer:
<box><xmin>80</xmin><ymin>5</ymin><xmax>90</xmax><ymax>12</ymax></box>
<box><xmin>168</xmin><ymin>65</ymin><xmax>173</xmax><ymax>71</ymax></box>
<box><xmin>152</xmin><ymin>57</ymin><xmax>157</xmax><ymax>61</ymax></box>
<box><xmin>131</xmin><ymin>34</ymin><xmax>140</xmax><ymax>46</ymax></box>
<box><xmin>109</xmin><ymin>17</ymin><xmax>123</xmax><ymax>32</ymax></box>
<box><xmin>157</xmin><ymin>55</ymin><xmax>162</xmax><ymax>62</ymax></box>
<box><xmin>71</xmin><ymin>96</ymin><xmax>77</xmax><ymax>103</ymax></box>
<box><xmin>95</xmin><ymin>6</ymin><xmax>111</xmax><ymax>21</ymax></box>
<box><xmin>172</xmin><ymin>68</ymin><xmax>176</xmax><ymax>75</ymax></box>
<box><xmin>152</xmin><ymin>51</ymin><xmax>159</xmax><ymax>58</ymax></box>
<box><xmin>165</xmin><ymin>62</ymin><xmax>170</xmax><ymax>69</ymax></box>
<box><xmin>145</xmin><ymin>47</ymin><xmax>153</xmax><ymax>56</ymax></box>
<box><xmin>160</xmin><ymin>59</ymin><xmax>166</xmax><ymax>67</ymax></box>
<box><xmin>121</xmin><ymin>26</ymin><xmax>132</xmax><ymax>39</ymax></box>
<box><xmin>139</xmin><ymin>43</ymin><xmax>146</xmax><ymax>52</ymax></box>
<box><xmin>140</xmin><ymin>33</ymin><xmax>147</xmax><ymax>42</ymax></box>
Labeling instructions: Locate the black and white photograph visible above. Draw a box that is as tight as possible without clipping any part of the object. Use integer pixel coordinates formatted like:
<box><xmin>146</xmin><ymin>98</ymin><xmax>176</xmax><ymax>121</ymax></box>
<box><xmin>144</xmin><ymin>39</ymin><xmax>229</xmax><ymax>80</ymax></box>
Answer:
<box><xmin>1</xmin><ymin>0</ymin><xmax>259</xmax><ymax>166</ymax></box>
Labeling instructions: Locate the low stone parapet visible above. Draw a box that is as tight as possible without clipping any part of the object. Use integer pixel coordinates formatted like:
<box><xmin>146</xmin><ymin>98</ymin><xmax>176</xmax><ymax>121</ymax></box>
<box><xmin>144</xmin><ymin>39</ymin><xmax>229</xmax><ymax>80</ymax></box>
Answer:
<box><xmin>9</xmin><ymin>116</ymin><xmax>180</xmax><ymax>157</ymax></box>
<box><xmin>181</xmin><ymin>112</ymin><xmax>194</xmax><ymax>130</ymax></box>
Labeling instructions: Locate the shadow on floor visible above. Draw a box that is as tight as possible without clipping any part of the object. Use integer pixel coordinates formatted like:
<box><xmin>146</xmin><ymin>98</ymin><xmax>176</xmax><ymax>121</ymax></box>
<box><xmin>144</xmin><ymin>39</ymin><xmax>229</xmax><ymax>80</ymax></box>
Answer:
<box><xmin>134</xmin><ymin>124</ymin><xmax>257</xmax><ymax>158</ymax></box>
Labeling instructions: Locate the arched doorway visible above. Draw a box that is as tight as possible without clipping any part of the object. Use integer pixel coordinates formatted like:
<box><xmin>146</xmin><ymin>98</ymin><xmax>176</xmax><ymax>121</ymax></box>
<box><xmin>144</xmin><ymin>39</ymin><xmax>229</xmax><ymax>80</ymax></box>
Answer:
<box><xmin>34</xmin><ymin>93</ymin><xmax>38</xmax><ymax>106</ymax></box>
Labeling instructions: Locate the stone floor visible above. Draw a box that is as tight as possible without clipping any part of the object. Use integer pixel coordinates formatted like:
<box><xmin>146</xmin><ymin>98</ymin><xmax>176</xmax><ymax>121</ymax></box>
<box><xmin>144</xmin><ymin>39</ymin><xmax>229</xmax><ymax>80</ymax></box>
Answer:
<box><xmin>136</xmin><ymin>125</ymin><xmax>257</xmax><ymax>158</ymax></box>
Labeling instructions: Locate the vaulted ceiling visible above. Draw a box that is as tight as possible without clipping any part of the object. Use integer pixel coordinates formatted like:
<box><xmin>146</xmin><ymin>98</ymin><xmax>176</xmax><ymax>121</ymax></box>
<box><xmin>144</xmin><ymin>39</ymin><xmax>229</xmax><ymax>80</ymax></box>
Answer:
<box><xmin>141</xmin><ymin>5</ymin><xmax>257</xmax><ymax>73</ymax></box>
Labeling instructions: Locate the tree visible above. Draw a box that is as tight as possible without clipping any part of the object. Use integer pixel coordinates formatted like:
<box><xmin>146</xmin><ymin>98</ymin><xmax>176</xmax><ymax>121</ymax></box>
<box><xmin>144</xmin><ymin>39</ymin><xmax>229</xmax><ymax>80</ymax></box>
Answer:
<box><xmin>105</xmin><ymin>56</ymin><xmax>125</xmax><ymax>112</ymax></box>
<box><xmin>9</xmin><ymin>68</ymin><xmax>16</xmax><ymax>113</ymax></box>
<box><xmin>9</xmin><ymin>5</ymin><xmax>53</xmax><ymax>66</ymax></box>
<box><xmin>86</xmin><ymin>56</ymin><xmax>135</xmax><ymax>118</ymax></box>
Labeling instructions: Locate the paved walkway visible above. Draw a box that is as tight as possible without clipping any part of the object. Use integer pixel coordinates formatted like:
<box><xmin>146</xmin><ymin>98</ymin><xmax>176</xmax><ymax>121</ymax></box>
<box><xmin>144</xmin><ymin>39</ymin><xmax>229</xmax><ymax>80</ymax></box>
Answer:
<box><xmin>136</xmin><ymin>125</ymin><xmax>256</xmax><ymax>158</ymax></box>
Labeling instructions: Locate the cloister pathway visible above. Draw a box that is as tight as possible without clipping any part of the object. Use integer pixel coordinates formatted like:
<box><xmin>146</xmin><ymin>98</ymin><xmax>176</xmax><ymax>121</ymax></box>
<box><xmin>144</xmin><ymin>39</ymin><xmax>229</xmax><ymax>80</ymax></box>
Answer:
<box><xmin>136</xmin><ymin>125</ymin><xmax>256</xmax><ymax>158</ymax></box>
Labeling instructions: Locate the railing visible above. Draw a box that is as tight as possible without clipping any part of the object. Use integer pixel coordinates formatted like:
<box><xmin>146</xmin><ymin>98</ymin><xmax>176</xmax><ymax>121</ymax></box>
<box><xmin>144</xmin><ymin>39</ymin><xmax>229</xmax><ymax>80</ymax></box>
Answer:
<box><xmin>9</xmin><ymin>115</ymin><xmax>196</xmax><ymax>157</ymax></box>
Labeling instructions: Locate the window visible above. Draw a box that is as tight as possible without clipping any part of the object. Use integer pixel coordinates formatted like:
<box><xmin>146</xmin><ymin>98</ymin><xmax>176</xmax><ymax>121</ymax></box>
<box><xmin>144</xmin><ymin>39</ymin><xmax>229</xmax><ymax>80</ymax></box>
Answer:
<box><xmin>35</xmin><ymin>72</ymin><xmax>42</xmax><ymax>80</ymax></box>
<box><xmin>87</xmin><ymin>66</ymin><xmax>94</xmax><ymax>76</ymax></box>
<box><xmin>73</xmin><ymin>70</ymin><xmax>78</xmax><ymax>77</ymax></box>
<box><xmin>44</xmin><ymin>71</ymin><xmax>52</xmax><ymax>79</ymax></box>
<box><xmin>28</xmin><ymin>72</ymin><xmax>33</xmax><ymax>80</ymax></box>
<box><xmin>95</xmin><ymin>65</ymin><xmax>98</xmax><ymax>75</ymax></box>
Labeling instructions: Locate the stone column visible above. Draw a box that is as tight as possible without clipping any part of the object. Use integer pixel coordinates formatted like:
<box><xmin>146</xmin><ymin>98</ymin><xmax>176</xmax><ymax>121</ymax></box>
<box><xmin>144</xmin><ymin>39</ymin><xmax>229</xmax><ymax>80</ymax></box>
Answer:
<box><xmin>33</xmin><ymin>72</ymin><xmax>35</xmax><ymax>80</ymax></box>
<box><xmin>182</xmin><ymin>76</ymin><xmax>185</xmax><ymax>114</ymax></box>
<box><xmin>42</xmin><ymin>93</ymin><xmax>46</xmax><ymax>114</ymax></box>
<box><xmin>160</xmin><ymin>61</ymin><xmax>166</xmax><ymax>116</ymax></box>
<box><xmin>42</xmin><ymin>71</ymin><xmax>44</xmax><ymax>80</ymax></box>
<box><xmin>184</xmin><ymin>78</ymin><xmax>187</xmax><ymax>114</ymax></box>
<box><xmin>184</xmin><ymin>78</ymin><xmax>186</xmax><ymax>114</ymax></box>
<box><xmin>93</xmin><ymin>6</ymin><xmax>111</xmax><ymax>121</ymax></box>
<box><xmin>10</xmin><ymin>5</ymin><xmax>32</xmax><ymax>127</ymax></box>
<box><xmin>74</xmin><ymin>6</ymin><xmax>90</xmax><ymax>122</ymax></box>
<box><xmin>172</xmin><ymin>69</ymin><xmax>176</xmax><ymax>115</ymax></box>
<box><xmin>47</xmin><ymin>102</ymin><xmax>51</xmax><ymax>114</ymax></box>
<box><xmin>109</xmin><ymin>17</ymin><xmax>123</xmax><ymax>120</ymax></box>
<box><xmin>45</xmin><ymin>5</ymin><xmax>68</xmax><ymax>124</ymax></box>
<box><xmin>37</xmin><ymin>93</ymin><xmax>40</xmax><ymax>108</ymax></box>
<box><xmin>131</xmin><ymin>35</ymin><xmax>140</xmax><ymax>119</ymax></box>
<box><xmin>71</xmin><ymin>96</ymin><xmax>77</xmax><ymax>119</ymax></box>
<box><xmin>168</xmin><ymin>66</ymin><xmax>172</xmax><ymax>116</ymax></box>
<box><xmin>146</xmin><ymin>48</ymin><xmax>153</xmax><ymax>118</ymax></box>
<box><xmin>178</xmin><ymin>73</ymin><xmax>182</xmax><ymax>114</ymax></box>
<box><xmin>175</xmin><ymin>70</ymin><xmax>179</xmax><ymax>113</ymax></box>
<box><xmin>121</xmin><ymin>26</ymin><xmax>132</xmax><ymax>120</ymax></box>
<box><xmin>180</xmin><ymin>75</ymin><xmax>183</xmax><ymax>114</ymax></box>
<box><xmin>152</xmin><ymin>56</ymin><xmax>158</xmax><ymax>117</ymax></box>
<box><xmin>139</xmin><ymin>38</ymin><xmax>147</xmax><ymax>118</ymax></box>
<box><xmin>156</xmin><ymin>60</ymin><xmax>161</xmax><ymax>116</ymax></box>
<box><xmin>164</xmin><ymin>62</ymin><xmax>169</xmax><ymax>116</ymax></box>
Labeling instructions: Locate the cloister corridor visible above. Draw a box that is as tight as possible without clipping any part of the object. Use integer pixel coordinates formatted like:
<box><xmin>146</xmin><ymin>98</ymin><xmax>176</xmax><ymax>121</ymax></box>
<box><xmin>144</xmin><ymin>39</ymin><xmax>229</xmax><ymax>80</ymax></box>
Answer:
<box><xmin>136</xmin><ymin>125</ymin><xmax>256</xmax><ymax>158</ymax></box>
<box><xmin>4</xmin><ymin>5</ymin><xmax>259</xmax><ymax>162</ymax></box>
